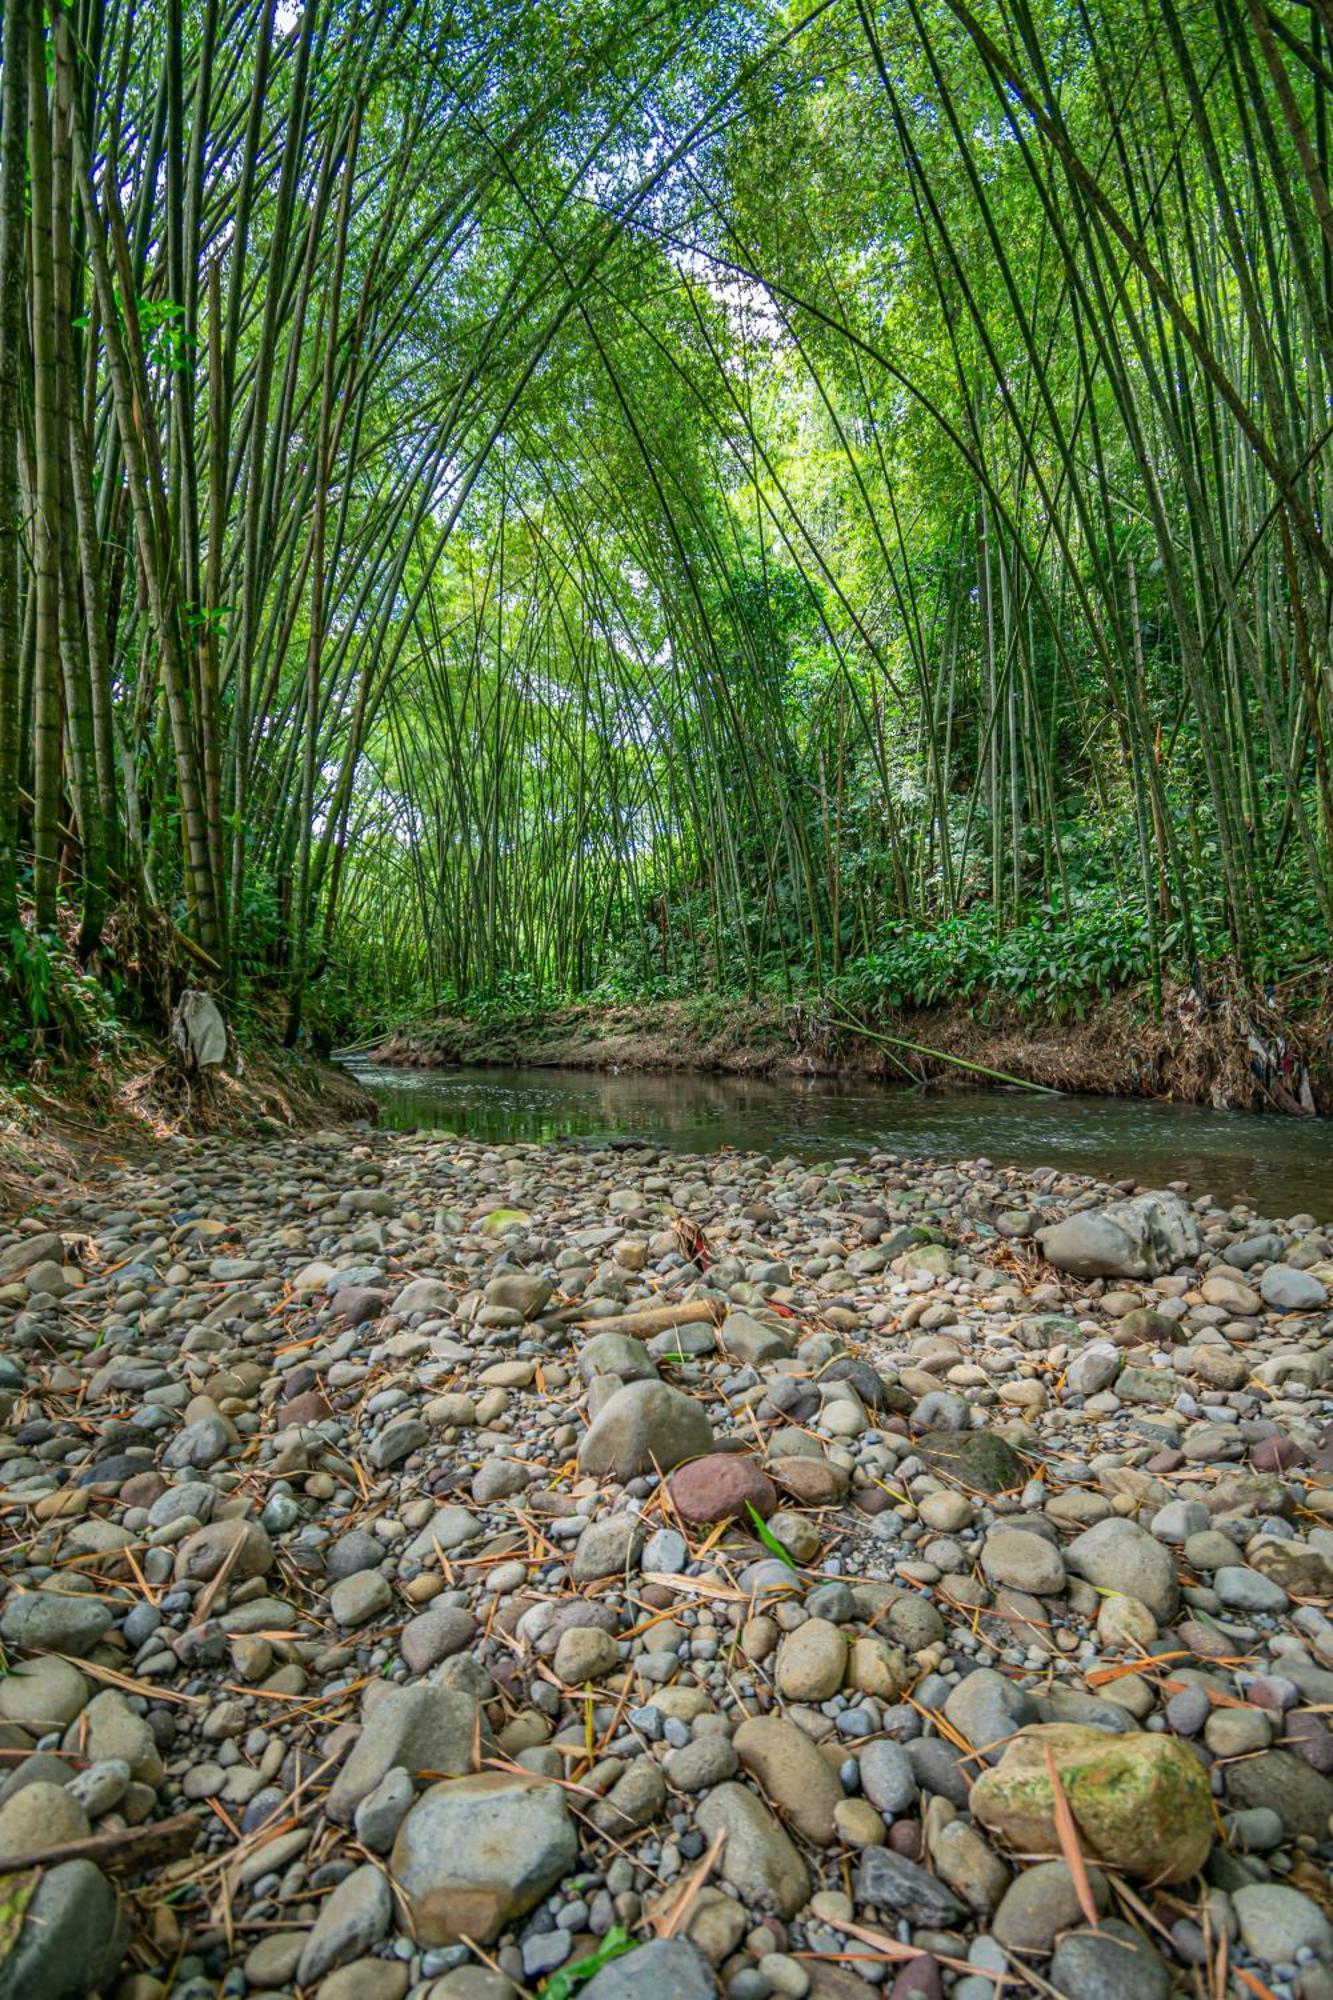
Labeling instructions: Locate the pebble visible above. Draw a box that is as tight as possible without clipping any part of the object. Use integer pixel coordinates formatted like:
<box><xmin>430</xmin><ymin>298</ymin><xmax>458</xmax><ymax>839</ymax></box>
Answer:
<box><xmin>1</xmin><ymin>1130</ymin><xmax>1331</xmax><ymax>2000</ymax></box>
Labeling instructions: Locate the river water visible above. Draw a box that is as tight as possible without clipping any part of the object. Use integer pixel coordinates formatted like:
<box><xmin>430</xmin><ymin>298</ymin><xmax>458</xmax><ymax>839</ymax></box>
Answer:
<box><xmin>345</xmin><ymin>1060</ymin><xmax>1333</xmax><ymax>1222</ymax></box>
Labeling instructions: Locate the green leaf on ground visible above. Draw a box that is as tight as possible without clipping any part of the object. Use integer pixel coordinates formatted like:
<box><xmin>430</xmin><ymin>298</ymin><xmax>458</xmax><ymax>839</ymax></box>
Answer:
<box><xmin>540</xmin><ymin>1926</ymin><xmax>638</xmax><ymax>1997</ymax></box>
<box><xmin>746</xmin><ymin>1501</ymin><xmax>797</xmax><ymax>1571</ymax></box>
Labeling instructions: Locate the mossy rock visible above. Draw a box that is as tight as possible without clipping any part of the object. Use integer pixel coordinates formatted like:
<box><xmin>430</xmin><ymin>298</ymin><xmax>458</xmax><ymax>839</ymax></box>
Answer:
<box><xmin>901</xmin><ymin>1243</ymin><xmax>954</xmax><ymax>1278</ymax></box>
<box><xmin>479</xmin><ymin>1207</ymin><xmax>532</xmax><ymax>1235</ymax></box>
<box><xmin>971</xmin><ymin>1723</ymin><xmax>1213</xmax><ymax>1883</ymax></box>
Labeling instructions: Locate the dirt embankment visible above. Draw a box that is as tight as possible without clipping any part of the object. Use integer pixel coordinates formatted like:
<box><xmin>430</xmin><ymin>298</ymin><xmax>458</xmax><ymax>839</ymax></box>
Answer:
<box><xmin>371</xmin><ymin>979</ymin><xmax>1331</xmax><ymax>1115</ymax></box>
<box><xmin>0</xmin><ymin>1040</ymin><xmax>378</xmax><ymax>1214</ymax></box>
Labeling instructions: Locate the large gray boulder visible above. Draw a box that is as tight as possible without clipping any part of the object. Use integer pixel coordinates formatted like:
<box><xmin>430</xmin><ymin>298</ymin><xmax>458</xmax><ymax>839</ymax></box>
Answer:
<box><xmin>577</xmin><ymin>1378</ymin><xmax>712</xmax><ymax>1480</ymax></box>
<box><xmin>326</xmin><ymin>1685</ymin><xmax>479</xmax><ymax>1824</ymax></box>
<box><xmin>1037</xmin><ymin>1191</ymin><xmax>1200</xmax><ymax>1279</ymax></box>
<box><xmin>391</xmin><ymin>1772</ymin><xmax>577</xmax><ymax>1943</ymax></box>
<box><xmin>0</xmin><ymin>1860</ymin><xmax>125</xmax><ymax>2000</ymax></box>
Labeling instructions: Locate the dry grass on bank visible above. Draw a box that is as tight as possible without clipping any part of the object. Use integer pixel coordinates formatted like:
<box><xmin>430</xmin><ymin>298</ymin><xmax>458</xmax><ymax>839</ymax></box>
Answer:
<box><xmin>0</xmin><ymin>1041</ymin><xmax>377</xmax><ymax>1217</ymax></box>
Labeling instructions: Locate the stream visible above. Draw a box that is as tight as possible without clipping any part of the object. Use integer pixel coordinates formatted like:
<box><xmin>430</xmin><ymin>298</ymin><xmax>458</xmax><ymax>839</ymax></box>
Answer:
<box><xmin>344</xmin><ymin>1059</ymin><xmax>1333</xmax><ymax>1221</ymax></box>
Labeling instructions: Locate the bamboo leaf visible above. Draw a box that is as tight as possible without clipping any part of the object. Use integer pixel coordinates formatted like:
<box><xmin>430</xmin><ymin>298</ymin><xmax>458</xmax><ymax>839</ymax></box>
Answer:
<box><xmin>746</xmin><ymin>1503</ymin><xmax>797</xmax><ymax>1572</ymax></box>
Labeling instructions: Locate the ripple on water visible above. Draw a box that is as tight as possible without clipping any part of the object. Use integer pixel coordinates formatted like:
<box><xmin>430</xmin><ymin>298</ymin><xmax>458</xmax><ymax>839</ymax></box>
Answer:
<box><xmin>343</xmin><ymin>1061</ymin><xmax>1333</xmax><ymax>1222</ymax></box>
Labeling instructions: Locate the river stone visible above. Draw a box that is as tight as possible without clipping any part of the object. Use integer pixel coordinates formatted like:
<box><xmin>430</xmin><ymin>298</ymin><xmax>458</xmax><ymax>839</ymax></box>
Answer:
<box><xmin>482</xmin><ymin>1272</ymin><xmax>553</xmax><ymax>1318</ymax></box>
<box><xmin>399</xmin><ymin>1605</ymin><xmax>477</xmax><ymax>1674</ymax></box>
<box><xmin>1199</xmin><ymin>1274</ymin><xmax>1262</xmax><ymax>1316</ymax></box>
<box><xmin>1232</xmin><ymin>1883</ymin><xmax>1333</xmax><ymax>1963</ymax></box>
<box><xmin>972</xmin><ymin>1720</ymin><xmax>1208</xmax><ymax>1888</ymax></box>
<box><xmin>61</xmin><ymin>1688</ymin><xmax>162</xmax><ymax>1784</ymax></box>
<box><xmin>553</xmin><ymin>1625</ymin><xmax>620</xmax><ymax>1682</ymax></box>
<box><xmin>664</xmin><ymin>1735</ymin><xmax>739</xmax><ymax>1791</ymax></box>
<box><xmin>0</xmin><ymin>1781</ymin><xmax>91</xmax><ymax>1859</ymax></box>
<box><xmin>403</xmin><ymin>1505</ymin><xmax>481</xmax><ymax>1564</ymax></box>
<box><xmin>327</xmin><ymin>1685</ymin><xmax>479</xmax><ymax>1824</ymax></box>
<box><xmin>734</xmin><ymin>1714</ymin><xmax>844</xmax><ymax>1844</ymax></box>
<box><xmin>1249</xmin><ymin>1539</ymin><xmax>1333</xmax><ymax>1597</ymax></box>
<box><xmin>577</xmin><ymin>1938</ymin><xmax>716</xmax><ymax>2000</ymax></box>
<box><xmin>576</xmin><ymin>1332</ymin><xmax>657</xmax><ymax>1383</ymax></box>
<box><xmin>981</xmin><ymin>1528</ymin><xmax>1066</xmax><ymax>1596</ymax></box>
<box><xmin>992</xmin><ymin>1859</ymin><xmax>1111</xmax><ymax>1951</ymax></box>
<box><xmin>767</xmin><ymin>1455</ymin><xmax>849</xmax><ymax>1505</ymax></box>
<box><xmin>1224</xmin><ymin>1749</ymin><xmax>1333</xmax><ymax>1840</ymax></box>
<box><xmin>970</xmin><ymin>1724</ymin><xmax>1213</xmax><ymax>1881</ymax></box>
<box><xmin>590</xmin><ymin>1756</ymin><xmax>667</xmax><ymax>1834</ymax></box>
<box><xmin>854</xmin><ymin>1847</ymin><xmax>966</xmax><ymax>1925</ymax></box>
<box><xmin>775</xmin><ymin>1617</ymin><xmax>846</xmax><ymax>1701</ymax></box>
<box><xmin>0</xmin><ymin>1591</ymin><xmax>114</xmax><ymax>1657</ymax></box>
<box><xmin>696</xmin><ymin>1781</ymin><xmax>809</xmax><ymax>1918</ymax></box>
<box><xmin>1064</xmin><ymin>1517</ymin><xmax>1179</xmax><ymax>1621</ymax></box>
<box><xmin>371</xmin><ymin>1416</ymin><xmax>429</xmax><ymax>1469</ymax></box>
<box><xmin>354</xmin><ymin>1766</ymin><xmax>415</xmax><ymax>1852</ymax></box>
<box><xmin>390</xmin><ymin>1772</ymin><xmax>577</xmax><ymax>1943</ymax></box>
<box><xmin>330</xmin><ymin>1570</ymin><xmax>392</xmax><ymax>1626</ymax></box>
<box><xmin>0</xmin><ymin>1658</ymin><xmax>91</xmax><ymax>1733</ymax></box>
<box><xmin>571</xmin><ymin>1512</ymin><xmax>643</xmax><ymax>1583</ymax></box>
<box><xmin>667</xmin><ymin>1452</ymin><xmax>777</xmax><ymax>1526</ymax></box>
<box><xmin>394</xmin><ymin>1277</ymin><xmax>455</xmax><ymax>1316</ymax></box>
<box><xmin>0</xmin><ymin>1232</ymin><xmax>63</xmax><ymax>1279</ymax></box>
<box><xmin>1066</xmin><ymin>1344</ymin><xmax>1121</xmax><ymax>1396</ymax></box>
<box><xmin>173</xmin><ymin>1516</ymin><xmax>273</xmax><ymax>1584</ymax></box>
<box><xmin>1260</xmin><ymin>1264</ymin><xmax>1329</xmax><ymax>1310</ymax></box>
<box><xmin>577</xmin><ymin>1378</ymin><xmax>712</xmax><ymax>1479</ymax></box>
<box><xmin>1048</xmin><ymin>1920</ymin><xmax>1171</xmax><ymax>2000</ymax></box>
<box><xmin>0</xmin><ymin>1859</ymin><xmax>124</xmax><ymax>2000</ymax></box>
<box><xmin>917</xmin><ymin>1431</ymin><xmax>1025</xmax><ymax>1494</ymax></box>
<box><xmin>326</xmin><ymin>1529</ymin><xmax>386</xmax><ymax>1580</ymax></box>
<box><xmin>860</xmin><ymin>1738</ymin><xmax>918</xmax><ymax>1814</ymax></box>
<box><xmin>944</xmin><ymin>1669</ymin><xmax>1038</xmax><ymax>1764</ymax></box>
<box><xmin>720</xmin><ymin>1311</ymin><xmax>793</xmax><ymax>1364</ymax></box>
<box><xmin>1036</xmin><ymin>1191</ymin><xmax>1200</xmax><ymax>1278</ymax></box>
<box><xmin>296</xmin><ymin>1863</ymin><xmax>392</xmax><ymax>1987</ymax></box>
<box><xmin>162</xmin><ymin>1415</ymin><xmax>230</xmax><ymax>1468</ymax></box>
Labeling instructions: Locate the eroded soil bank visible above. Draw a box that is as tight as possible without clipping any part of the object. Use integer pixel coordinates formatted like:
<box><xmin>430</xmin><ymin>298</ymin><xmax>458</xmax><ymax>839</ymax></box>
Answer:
<box><xmin>372</xmin><ymin>977</ymin><xmax>1331</xmax><ymax>1116</ymax></box>
<box><xmin>0</xmin><ymin>1041</ymin><xmax>377</xmax><ymax>1214</ymax></box>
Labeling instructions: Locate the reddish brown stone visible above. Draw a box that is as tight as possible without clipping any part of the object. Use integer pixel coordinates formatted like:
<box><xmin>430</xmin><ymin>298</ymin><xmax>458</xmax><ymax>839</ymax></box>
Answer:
<box><xmin>120</xmin><ymin>1471</ymin><xmax>168</xmax><ymax>1509</ymax></box>
<box><xmin>1250</xmin><ymin>1435</ymin><xmax>1305</xmax><ymax>1472</ymax></box>
<box><xmin>891</xmin><ymin>1957</ymin><xmax>941</xmax><ymax>2000</ymax></box>
<box><xmin>1177</xmin><ymin>1618</ymin><xmax>1238</xmax><ymax>1660</ymax></box>
<box><xmin>278</xmin><ymin>1388</ymin><xmax>333</xmax><ymax>1428</ymax></box>
<box><xmin>1287</xmin><ymin>1709</ymin><xmax>1333</xmax><ymax>1773</ymax></box>
<box><xmin>666</xmin><ymin>1453</ymin><xmax>777</xmax><ymax>1526</ymax></box>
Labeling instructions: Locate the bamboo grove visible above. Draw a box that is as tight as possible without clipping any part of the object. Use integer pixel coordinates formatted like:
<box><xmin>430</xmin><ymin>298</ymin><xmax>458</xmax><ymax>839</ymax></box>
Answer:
<box><xmin>2</xmin><ymin>0</ymin><xmax>1332</xmax><ymax>1042</ymax></box>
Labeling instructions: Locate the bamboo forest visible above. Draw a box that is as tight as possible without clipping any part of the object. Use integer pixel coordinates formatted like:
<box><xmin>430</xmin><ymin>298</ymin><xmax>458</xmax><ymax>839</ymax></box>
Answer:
<box><xmin>4</xmin><ymin>0</ymin><xmax>1333</xmax><ymax>1061</ymax></box>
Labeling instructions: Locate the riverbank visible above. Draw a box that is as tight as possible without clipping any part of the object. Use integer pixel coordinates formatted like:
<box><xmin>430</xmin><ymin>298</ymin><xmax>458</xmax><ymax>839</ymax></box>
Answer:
<box><xmin>0</xmin><ymin>1033</ymin><xmax>377</xmax><ymax>1214</ymax></box>
<box><xmin>370</xmin><ymin>976</ymin><xmax>1328</xmax><ymax>1115</ymax></box>
<box><xmin>1</xmin><ymin>1128</ymin><xmax>1331</xmax><ymax>1999</ymax></box>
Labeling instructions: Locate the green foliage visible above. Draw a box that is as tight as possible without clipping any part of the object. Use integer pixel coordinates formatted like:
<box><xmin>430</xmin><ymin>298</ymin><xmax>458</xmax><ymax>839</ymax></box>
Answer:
<box><xmin>8</xmin><ymin>0</ymin><xmax>1333</xmax><ymax>1056</ymax></box>
<box><xmin>0</xmin><ymin>926</ymin><xmax>125</xmax><ymax>1065</ymax></box>
<box><xmin>538</xmin><ymin>1927</ymin><xmax>637</xmax><ymax>1997</ymax></box>
<box><xmin>746</xmin><ymin>1501</ymin><xmax>797</xmax><ymax>1570</ymax></box>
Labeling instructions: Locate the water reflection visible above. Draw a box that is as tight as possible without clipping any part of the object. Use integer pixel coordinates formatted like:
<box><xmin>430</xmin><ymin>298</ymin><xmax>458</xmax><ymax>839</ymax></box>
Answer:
<box><xmin>344</xmin><ymin>1060</ymin><xmax>1333</xmax><ymax>1220</ymax></box>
